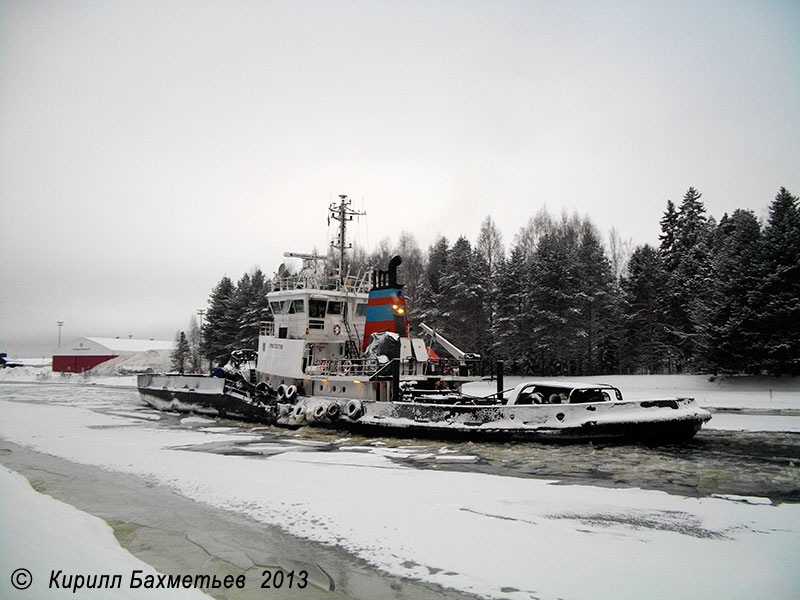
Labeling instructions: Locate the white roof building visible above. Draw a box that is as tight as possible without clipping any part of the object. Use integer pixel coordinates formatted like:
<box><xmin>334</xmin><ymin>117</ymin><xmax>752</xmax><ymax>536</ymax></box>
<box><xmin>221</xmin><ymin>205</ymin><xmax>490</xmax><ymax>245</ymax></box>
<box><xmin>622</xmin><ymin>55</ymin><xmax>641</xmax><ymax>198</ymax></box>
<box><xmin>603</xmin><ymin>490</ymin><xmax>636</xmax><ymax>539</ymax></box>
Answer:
<box><xmin>53</xmin><ymin>337</ymin><xmax>174</xmax><ymax>373</ymax></box>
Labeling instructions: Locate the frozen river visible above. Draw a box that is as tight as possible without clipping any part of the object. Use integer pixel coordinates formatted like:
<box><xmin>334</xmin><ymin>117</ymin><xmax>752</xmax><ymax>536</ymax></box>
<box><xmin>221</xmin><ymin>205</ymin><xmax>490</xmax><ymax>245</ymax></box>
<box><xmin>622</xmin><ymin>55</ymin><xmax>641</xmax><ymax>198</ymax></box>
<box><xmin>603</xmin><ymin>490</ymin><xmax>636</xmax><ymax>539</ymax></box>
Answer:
<box><xmin>1</xmin><ymin>377</ymin><xmax>799</xmax><ymax>599</ymax></box>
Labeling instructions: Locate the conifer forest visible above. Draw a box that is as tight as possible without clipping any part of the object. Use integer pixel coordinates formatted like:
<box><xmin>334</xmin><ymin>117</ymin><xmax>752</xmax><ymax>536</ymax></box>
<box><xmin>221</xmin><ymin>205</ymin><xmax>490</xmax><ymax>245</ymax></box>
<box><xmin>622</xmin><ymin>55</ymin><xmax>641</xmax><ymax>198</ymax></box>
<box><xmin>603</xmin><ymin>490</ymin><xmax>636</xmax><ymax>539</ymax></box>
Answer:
<box><xmin>194</xmin><ymin>187</ymin><xmax>800</xmax><ymax>377</ymax></box>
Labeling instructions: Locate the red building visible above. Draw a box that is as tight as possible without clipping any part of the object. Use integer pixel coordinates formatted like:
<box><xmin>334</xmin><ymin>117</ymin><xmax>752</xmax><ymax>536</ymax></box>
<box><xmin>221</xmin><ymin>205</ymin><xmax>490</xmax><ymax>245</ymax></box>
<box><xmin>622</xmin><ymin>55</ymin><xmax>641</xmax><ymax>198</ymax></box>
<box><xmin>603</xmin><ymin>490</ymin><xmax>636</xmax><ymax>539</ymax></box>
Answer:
<box><xmin>52</xmin><ymin>337</ymin><xmax>174</xmax><ymax>373</ymax></box>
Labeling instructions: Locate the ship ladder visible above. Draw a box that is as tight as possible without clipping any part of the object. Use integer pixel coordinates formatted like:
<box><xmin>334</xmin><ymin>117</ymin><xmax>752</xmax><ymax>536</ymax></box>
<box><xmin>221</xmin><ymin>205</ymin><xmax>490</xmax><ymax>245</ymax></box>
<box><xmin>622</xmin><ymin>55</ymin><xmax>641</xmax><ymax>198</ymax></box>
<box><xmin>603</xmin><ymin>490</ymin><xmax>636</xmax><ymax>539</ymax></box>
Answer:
<box><xmin>343</xmin><ymin>321</ymin><xmax>362</xmax><ymax>359</ymax></box>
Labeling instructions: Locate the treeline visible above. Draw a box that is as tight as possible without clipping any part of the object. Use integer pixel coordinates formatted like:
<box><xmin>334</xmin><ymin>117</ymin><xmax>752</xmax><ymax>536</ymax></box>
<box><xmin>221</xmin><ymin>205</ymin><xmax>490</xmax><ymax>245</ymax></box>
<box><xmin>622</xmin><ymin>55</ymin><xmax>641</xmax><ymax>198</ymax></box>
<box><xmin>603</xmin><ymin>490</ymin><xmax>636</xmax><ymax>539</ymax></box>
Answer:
<box><xmin>196</xmin><ymin>187</ymin><xmax>800</xmax><ymax>376</ymax></box>
<box><xmin>170</xmin><ymin>269</ymin><xmax>272</xmax><ymax>372</ymax></box>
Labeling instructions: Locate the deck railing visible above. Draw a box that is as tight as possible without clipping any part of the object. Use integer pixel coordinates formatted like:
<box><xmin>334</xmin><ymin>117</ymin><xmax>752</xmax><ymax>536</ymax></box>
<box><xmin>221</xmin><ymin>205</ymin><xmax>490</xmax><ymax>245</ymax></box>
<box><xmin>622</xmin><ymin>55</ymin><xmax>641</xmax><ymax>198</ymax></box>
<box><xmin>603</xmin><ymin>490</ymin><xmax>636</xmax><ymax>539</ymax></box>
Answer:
<box><xmin>305</xmin><ymin>357</ymin><xmax>380</xmax><ymax>377</ymax></box>
<box><xmin>270</xmin><ymin>272</ymin><xmax>371</xmax><ymax>294</ymax></box>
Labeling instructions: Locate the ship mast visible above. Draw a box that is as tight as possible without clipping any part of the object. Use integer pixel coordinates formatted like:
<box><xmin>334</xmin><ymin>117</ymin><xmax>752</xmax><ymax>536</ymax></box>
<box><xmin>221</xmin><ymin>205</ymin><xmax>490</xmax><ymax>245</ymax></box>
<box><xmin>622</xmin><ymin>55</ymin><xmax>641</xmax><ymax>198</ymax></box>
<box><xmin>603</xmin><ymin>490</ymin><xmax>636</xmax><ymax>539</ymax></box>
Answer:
<box><xmin>328</xmin><ymin>194</ymin><xmax>365</xmax><ymax>286</ymax></box>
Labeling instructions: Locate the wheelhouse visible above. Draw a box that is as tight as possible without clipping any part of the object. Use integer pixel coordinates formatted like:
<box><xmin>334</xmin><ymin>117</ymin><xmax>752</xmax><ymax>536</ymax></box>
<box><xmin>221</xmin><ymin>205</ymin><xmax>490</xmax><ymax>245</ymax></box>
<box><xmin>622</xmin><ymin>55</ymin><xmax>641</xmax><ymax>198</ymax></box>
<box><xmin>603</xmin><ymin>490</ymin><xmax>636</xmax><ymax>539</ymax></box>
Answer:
<box><xmin>265</xmin><ymin>290</ymin><xmax>368</xmax><ymax>342</ymax></box>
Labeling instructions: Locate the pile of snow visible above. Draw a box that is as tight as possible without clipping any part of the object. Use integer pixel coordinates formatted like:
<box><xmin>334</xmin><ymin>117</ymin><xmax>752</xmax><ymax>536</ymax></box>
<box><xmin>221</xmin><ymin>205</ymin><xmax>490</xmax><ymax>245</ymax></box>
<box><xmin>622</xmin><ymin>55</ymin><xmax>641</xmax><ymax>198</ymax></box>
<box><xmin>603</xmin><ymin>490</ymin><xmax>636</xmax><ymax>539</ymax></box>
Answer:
<box><xmin>0</xmin><ymin>349</ymin><xmax>172</xmax><ymax>386</ymax></box>
<box><xmin>0</xmin><ymin>465</ymin><xmax>209</xmax><ymax>599</ymax></box>
<box><xmin>88</xmin><ymin>349</ymin><xmax>172</xmax><ymax>376</ymax></box>
<box><xmin>0</xmin><ymin>365</ymin><xmax>55</xmax><ymax>382</ymax></box>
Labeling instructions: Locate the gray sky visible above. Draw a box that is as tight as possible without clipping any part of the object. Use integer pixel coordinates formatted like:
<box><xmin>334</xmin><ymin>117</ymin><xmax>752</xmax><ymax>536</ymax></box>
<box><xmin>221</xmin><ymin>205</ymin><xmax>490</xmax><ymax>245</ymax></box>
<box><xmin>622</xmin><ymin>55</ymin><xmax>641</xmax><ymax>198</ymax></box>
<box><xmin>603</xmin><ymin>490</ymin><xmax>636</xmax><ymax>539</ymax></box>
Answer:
<box><xmin>1</xmin><ymin>0</ymin><xmax>798</xmax><ymax>357</ymax></box>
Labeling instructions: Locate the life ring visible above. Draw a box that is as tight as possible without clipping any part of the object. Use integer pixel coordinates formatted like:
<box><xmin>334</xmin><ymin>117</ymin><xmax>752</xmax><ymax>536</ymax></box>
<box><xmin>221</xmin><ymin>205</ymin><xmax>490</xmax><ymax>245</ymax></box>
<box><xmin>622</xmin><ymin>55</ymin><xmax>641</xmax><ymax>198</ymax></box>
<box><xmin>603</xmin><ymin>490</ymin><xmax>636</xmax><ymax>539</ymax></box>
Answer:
<box><xmin>345</xmin><ymin>399</ymin><xmax>363</xmax><ymax>420</ymax></box>
<box><xmin>341</xmin><ymin>360</ymin><xmax>352</xmax><ymax>374</ymax></box>
<box><xmin>333</xmin><ymin>324</ymin><xmax>342</xmax><ymax>336</ymax></box>
<box><xmin>276</xmin><ymin>384</ymin><xmax>287</xmax><ymax>400</ymax></box>
<box><xmin>293</xmin><ymin>404</ymin><xmax>306</xmax><ymax>423</ymax></box>
<box><xmin>285</xmin><ymin>385</ymin><xmax>297</xmax><ymax>401</ymax></box>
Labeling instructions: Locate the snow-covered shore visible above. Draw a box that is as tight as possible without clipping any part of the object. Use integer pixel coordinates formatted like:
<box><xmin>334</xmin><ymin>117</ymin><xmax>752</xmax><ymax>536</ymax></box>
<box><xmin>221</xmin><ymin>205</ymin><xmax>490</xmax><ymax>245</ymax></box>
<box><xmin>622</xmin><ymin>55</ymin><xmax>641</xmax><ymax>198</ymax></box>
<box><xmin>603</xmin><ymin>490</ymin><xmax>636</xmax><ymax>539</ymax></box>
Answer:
<box><xmin>0</xmin><ymin>465</ymin><xmax>210</xmax><ymax>599</ymax></box>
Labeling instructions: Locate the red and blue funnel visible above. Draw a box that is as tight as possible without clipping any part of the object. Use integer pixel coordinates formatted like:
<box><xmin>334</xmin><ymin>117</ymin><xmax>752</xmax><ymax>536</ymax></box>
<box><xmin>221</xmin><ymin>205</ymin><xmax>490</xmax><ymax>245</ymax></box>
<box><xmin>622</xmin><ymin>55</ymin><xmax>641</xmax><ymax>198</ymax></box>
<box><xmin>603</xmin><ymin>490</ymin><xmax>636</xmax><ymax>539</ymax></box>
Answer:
<box><xmin>363</xmin><ymin>256</ymin><xmax>407</xmax><ymax>350</ymax></box>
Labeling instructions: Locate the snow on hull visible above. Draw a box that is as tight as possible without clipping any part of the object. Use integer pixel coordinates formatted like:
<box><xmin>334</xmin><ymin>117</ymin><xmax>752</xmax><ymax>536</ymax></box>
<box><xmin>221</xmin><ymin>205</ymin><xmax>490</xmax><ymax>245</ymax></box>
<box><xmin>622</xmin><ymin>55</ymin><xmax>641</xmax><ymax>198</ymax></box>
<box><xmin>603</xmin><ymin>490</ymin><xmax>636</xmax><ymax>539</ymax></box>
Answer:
<box><xmin>284</xmin><ymin>396</ymin><xmax>710</xmax><ymax>443</ymax></box>
<box><xmin>137</xmin><ymin>374</ymin><xmax>277</xmax><ymax>423</ymax></box>
<box><xmin>139</xmin><ymin>375</ymin><xmax>710</xmax><ymax>443</ymax></box>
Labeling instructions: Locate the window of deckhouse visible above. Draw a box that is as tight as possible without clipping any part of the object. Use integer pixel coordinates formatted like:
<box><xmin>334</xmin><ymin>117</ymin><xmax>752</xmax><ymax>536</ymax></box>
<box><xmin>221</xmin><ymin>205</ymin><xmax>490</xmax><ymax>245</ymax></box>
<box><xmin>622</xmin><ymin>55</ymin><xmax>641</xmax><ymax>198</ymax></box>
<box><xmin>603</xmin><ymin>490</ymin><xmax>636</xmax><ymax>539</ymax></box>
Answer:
<box><xmin>270</xmin><ymin>301</ymin><xmax>288</xmax><ymax>314</ymax></box>
<box><xmin>309</xmin><ymin>299</ymin><xmax>327</xmax><ymax>318</ymax></box>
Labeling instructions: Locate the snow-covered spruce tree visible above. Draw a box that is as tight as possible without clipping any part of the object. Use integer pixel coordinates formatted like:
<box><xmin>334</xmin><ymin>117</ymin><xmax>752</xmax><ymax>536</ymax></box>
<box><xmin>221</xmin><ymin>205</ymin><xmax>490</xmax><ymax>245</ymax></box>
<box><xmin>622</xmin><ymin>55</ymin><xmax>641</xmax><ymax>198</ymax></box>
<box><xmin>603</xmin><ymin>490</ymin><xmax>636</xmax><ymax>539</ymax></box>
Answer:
<box><xmin>658</xmin><ymin>188</ymin><xmax>714</xmax><ymax>371</ymax></box>
<box><xmin>234</xmin><ymin>269</ymin><xmax>271</xmax><ymax>350</ymax></box>
<box><xmin>438</xmin><ymin>236</ymin><xmax>486</xmax><ymax>354</ymax></box>
<box><xmin>694</xmin><ymin>210</ymin><xmax>765</xmax><ymax>374</ymax></box>
<box><xmin>658</xmin><ymin>199</ymin><xmax>679</xmax><ymax>269</ymax></box>
<box><xmin>529</xmin><ymin>222</ymin><xmax>580</xmax><ymax>376</ymax></box>
<box><xmin>757</xmin><ymin>187</ymin><xmax>800</xmax><ymax>375</ymax></box>
<box><xmin>201</xmin><ymin>276</ymin><xmax>236</xmax><ymax>367</ymax></box>
<box><xmin>492</xmin><ymin>244</ymin><xmax>534</xmax><ymax>373</ymax></box>
<box><xmin>620</xmin><ymin>244</ymin><xmax>671</xmax><ymax>373</ymax></box>
<box><xmin>574</xmin><ymin>219</ymin><xmax>618</xmax><ymax>374</ymax></box>
<box><xmin>170</xmin><ymin>331</ymin><xmax>191</xmax><ymax>373</ymax></box>
<box><xmin>414</xmin><ymin>236</ymin><xmax>450</xmax><ymax>334</ymax></box>
<box><xmin>187</xmin><ymin>315</ymin><xmax>202</xmax><ymax>371</ymax></box>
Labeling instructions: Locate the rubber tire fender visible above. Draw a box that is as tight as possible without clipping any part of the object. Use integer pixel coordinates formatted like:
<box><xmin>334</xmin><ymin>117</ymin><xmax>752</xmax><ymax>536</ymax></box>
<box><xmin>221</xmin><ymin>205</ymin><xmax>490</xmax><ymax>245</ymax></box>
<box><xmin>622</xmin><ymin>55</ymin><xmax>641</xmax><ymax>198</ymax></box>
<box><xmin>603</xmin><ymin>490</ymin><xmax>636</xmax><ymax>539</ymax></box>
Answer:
<box><xmin>311</xmin><ymin>402</ymin><xmax>328</xmax><ymax>422</ymax></box>
<box><xmin>345</xmin><ymin>399</ymin><xmax>363</xmax><ymax>420</ymax></box>
<box><xmin>326</xmin><ymin>401</ymin><xmax>342</xmax><ymax>420</ymax></box>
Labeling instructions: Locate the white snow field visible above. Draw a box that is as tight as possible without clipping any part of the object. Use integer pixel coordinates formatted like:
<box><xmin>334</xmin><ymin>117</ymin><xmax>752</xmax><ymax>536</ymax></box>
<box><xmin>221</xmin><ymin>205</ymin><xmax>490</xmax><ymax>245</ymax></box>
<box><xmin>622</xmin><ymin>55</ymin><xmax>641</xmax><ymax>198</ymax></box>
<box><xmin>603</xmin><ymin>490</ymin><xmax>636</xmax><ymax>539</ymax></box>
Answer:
<box><xmin>1</xmin><ymin>387</ymin><xmax>799</xmax><ymax>600</ymax></box>
<box><xmin>0</xmin><ymin>465</ymin><xmax>210</xmax><ymax>599</ymax></box>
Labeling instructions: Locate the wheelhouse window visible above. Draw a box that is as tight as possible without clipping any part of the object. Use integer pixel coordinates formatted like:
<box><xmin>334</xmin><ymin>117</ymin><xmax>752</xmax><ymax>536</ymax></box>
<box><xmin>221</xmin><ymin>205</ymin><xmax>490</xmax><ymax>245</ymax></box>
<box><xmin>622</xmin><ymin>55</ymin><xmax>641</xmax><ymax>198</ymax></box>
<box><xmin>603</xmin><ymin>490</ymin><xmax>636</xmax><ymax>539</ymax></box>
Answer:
<box><xmin>289</xmin><ymin>299</ymin><xmax>305</xmax><ymax>314</ymax></box>
<box><xmin>270</xmin><ymin>301</ymin><xmax>288</xmax><ymax>314</ymax></box>
<box><xmin>309</xmin><ymin>299</ymin><xmax>327</xmax><ymax>318</ymax></box>
<box><xmin>355</xmin><ymin>303</ymin><xmax>367</xmax><ymax>317</ymax></box>
<box><xmin>326</xmin><ymin>301</ymin><xmax>343</xmax><ymax>315</ymax></box>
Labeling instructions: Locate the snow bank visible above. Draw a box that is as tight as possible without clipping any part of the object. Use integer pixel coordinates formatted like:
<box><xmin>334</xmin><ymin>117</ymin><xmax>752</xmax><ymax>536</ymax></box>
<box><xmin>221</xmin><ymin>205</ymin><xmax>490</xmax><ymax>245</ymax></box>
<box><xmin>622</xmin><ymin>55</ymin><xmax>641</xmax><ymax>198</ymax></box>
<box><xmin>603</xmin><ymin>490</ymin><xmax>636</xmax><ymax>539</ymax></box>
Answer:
<box><xmin>0</xmin><ymin>465</ymin><xmax>209</xmax><ymax>599</ymax></box>
<box><xmin>0</xmin><ymin>366</ymin><xmax>137</xmax><ymax>388</ymax></box>
<box><xmin>88</xmin><ymin>349</ymin><xmax>172</xmax><ymax>377</ymax></box>
<box><xmin>1</xmin><ymin>400</ymin><xmax>798</xmax><ymax>600</ymax></box>
<box><xmin>0</xmin><ymin>348</ymin><xmax>172</xmax><ymax>386</ymax></box>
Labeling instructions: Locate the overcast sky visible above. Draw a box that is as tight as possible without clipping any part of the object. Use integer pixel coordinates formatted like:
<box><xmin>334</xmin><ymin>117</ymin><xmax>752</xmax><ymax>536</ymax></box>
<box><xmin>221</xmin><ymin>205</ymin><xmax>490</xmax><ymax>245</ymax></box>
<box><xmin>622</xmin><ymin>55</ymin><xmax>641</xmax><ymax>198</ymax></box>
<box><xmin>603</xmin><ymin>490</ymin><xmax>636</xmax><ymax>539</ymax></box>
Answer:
<box><xmin>1</xmin><ymin>0</ymin><xmax>798</xmax><ymax>357</ymax></box>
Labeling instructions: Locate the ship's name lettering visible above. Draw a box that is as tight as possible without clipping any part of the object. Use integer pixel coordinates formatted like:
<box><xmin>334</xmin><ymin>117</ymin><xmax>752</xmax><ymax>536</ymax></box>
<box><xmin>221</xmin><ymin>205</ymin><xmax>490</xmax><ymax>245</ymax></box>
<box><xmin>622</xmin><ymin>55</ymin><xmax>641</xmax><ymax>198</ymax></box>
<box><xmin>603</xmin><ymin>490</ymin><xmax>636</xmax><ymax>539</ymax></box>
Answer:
<box><xmin>269</xmin><ymin>343</ymin><xmax>284</xmax><ymax>349</ymax></box>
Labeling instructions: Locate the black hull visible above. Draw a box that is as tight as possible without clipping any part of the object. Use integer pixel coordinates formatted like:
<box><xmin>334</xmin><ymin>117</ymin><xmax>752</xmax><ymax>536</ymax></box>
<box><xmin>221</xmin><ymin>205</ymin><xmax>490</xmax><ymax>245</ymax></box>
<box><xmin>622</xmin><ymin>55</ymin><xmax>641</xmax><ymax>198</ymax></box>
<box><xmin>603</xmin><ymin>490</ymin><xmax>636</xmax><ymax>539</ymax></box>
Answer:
<box><xmin>326</xmin><ymin>416</ymin><xmax>705</xmax><ymax>444</ymax></box>
<box><xmin>138</xmin><ymin>387</ymin><xmax>277</xmax><ymax>423</ymax></box>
